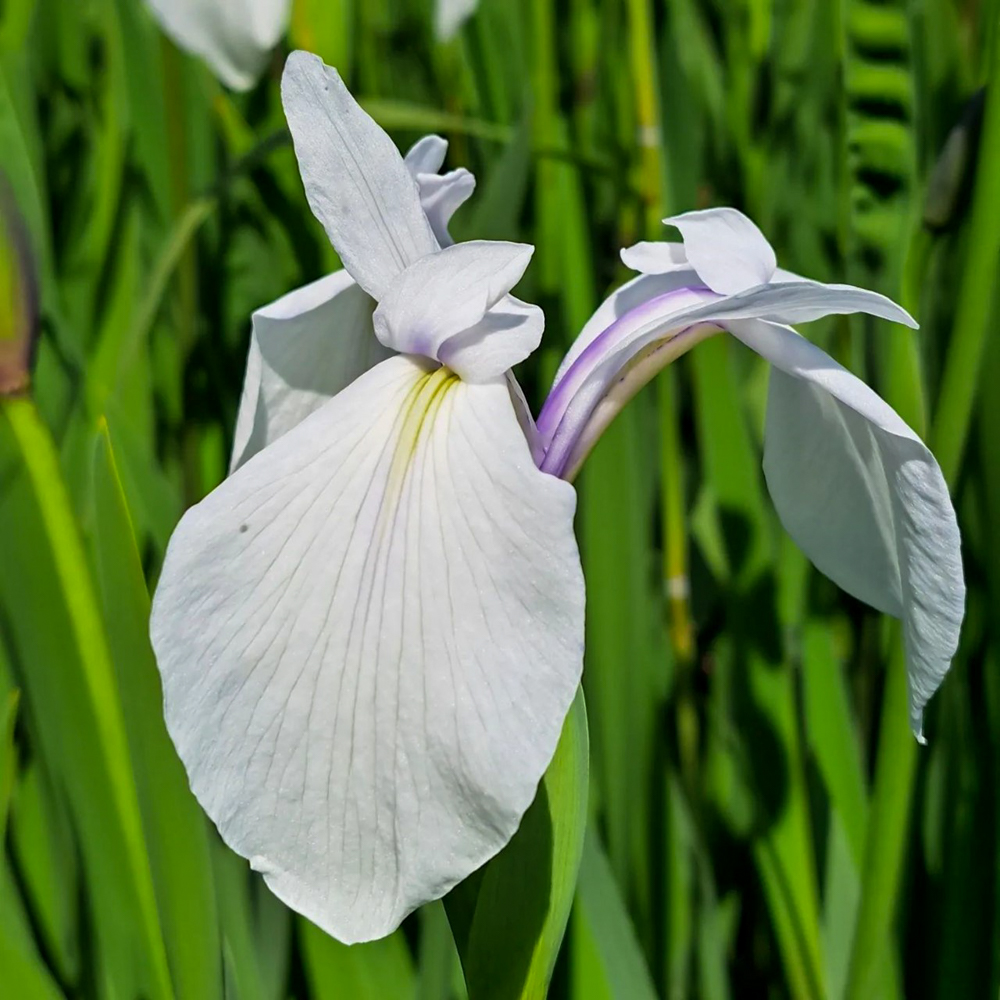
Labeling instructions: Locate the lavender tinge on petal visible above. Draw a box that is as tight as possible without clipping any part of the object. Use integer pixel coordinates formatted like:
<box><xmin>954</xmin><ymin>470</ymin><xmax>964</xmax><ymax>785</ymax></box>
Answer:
<box><xmin>537</xmin><ymin>284</ymin><xmax>720</xmax><ymax>475</ymax></box>
<box><xmin>538</xmin><ymin>287</ymin><xmax>715</xmax><ymax>431</ymax></box>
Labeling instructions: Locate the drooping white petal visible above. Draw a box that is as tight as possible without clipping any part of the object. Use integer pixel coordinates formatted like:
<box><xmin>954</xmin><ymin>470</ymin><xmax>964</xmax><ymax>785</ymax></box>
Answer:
<box><xmin>372</xmin><ymin>241</ymin><xmax>537</xmax><ymax>380</ymax></box>
<box><xmin>662</xmin><ymin>208</ymin><xmax>777</xmax><ymax>295</ymax></box>
<box><xmin>144</xmin><ymin>0</ymin><xmax>289</xmax><ymax>91</ymax></box>
<box><xmin>282</xmin><ymin>52</ymin><xmax>438</xmax><ymax>300</ymax></box>
<box><xmin>230</xmin><ymin>270</ymin><xmax>390</xmax><ymax>472</ymax></box>
<box><xmin>436</xmin><ymin>0</ymin><xmax>479</xmax><ymax>40</ymax></box>
<box><xmin>150</xmin><ymin>354</ymin><xmax>584</xmax><ymax>944</ymax></box>
<box><xmin>729</xmin><ymin>319</ymin><xmax>964</xmax><ymax>737</ymax></box>
<box><xmin>620</xmin><ymin>241</ymin><xmax>689</xmax><ymax>275</ymax></box>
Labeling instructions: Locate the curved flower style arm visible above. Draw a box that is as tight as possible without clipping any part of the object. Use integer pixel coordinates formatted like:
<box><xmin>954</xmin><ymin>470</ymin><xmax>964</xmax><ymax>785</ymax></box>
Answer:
<box><xmin>540</xmin><ymin>207</ymin><xmax>965</xmax><ymax>739</ymax></box>
<box><xmin>151</xmin><ymin>51</ymin><xmax>584</xmax><ymax>946</ymax></box>
<box><xmin>143</xmin><ymin>0</ymin><xmax>290</xmax><ymax>91</ymax></box>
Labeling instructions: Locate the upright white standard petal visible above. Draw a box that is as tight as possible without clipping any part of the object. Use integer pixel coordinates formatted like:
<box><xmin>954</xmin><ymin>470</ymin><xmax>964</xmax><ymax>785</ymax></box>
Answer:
<box><xmin>144</xmin><ymin>0</ymin><xmax>289</xmax><ymax>91</ymax></box>
<box><xmin>729</xmin><ymin>320</ymin><xmax>964</xmax><ymax>737</ymax></box>
<box><xmin>150</xmin><ymin>355</ymin><xmax>584</xmax><ymax>943</ymax></box>
<box><xmin>230</xmin><ymin>271</ymin><xmax>390</xmax><ymax>472</ymax></box>
<box><xmin>231</xmin><ymin>132</ymin><xmax>477</xmax><ymax>472</ymax></box>
<box><xmin>282</xmin><ymin>52</ymin><xmax>438</xmax><ymax>299</ymax></box>
<box><xmin>372</xmin><ymin>241</ymin><xmax>543</xmax><ymax>381</ymax></box>
<box><xmin>662</xmin><ymin>208</ymin><xmax>777</xmax><ymax>294</ymax></box>
<box><xmin>436</xmin><ymin>0</ymin><xmax>480</xmax><ymax>40</ymax></box>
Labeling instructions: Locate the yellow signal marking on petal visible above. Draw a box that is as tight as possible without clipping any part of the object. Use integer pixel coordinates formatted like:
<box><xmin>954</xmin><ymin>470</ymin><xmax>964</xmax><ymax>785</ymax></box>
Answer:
<box><xmin>387</xmin><ymin>365</ymin><xmax>459</xmax><ymax>493</ymax></box>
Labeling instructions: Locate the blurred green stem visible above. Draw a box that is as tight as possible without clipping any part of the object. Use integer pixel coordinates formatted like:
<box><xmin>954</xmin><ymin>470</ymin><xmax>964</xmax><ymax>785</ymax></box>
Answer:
<box><xmin>161</xmin><ymin>37</ymin><xmax>202</xmax><ymax>504</ymax></box>
<box><xmin>843</xmin><ymin>636</ymin><xmax>916</xmax><ymax>1000</ymax></box>
<box><xmin>624</xmin><ymin>0</ymin><xmax>694</xmax><ymax>671</ymax></box>
<box><xmin>0</xmin><ymin>393</ymin><xmax>174</xmax><ymax>999</ymax></box>
<box><xmin>930</xmin><ymin>9</ymin><xmax>1000</xmax><ymax>485</ymax></box>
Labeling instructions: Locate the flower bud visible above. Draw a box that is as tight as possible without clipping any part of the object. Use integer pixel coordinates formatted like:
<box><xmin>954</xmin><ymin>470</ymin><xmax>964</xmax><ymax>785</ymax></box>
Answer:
<box><xmin>0</xmin><ymin>176</ymin><xmax>38</xmax><ymax>397</ymax></box>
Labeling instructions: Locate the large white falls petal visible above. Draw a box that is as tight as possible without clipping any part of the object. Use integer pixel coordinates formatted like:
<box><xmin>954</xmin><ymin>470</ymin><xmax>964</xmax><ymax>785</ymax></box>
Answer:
<box><xmin>151</xmin><ymin>354</ymin><xmax>584</xmax><ymax>942</ymax></box>
<box><xmin>730</xmin><ymin>319</ymin><xmax>965</xmax><ymax>738</ymax></box>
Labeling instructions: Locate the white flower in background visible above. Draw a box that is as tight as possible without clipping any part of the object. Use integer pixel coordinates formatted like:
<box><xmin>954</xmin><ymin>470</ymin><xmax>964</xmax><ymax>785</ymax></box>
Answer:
<box><xmin>537</xmin><ymin>207</ymin><xmax>965</xmax><ymax>738</ymax></box>
<box><xmin>436</xmin><ymin>0</ymin><xmax>480</xmax><ymax>40</ymax></box>
<box><xmin>144</xmin><ymin>0</ymin><xmax>290</xmax><ymax>90</ymax></box>
<box><xmin>150</xmin><ymin>52</ymin><xmax>584</xmax><ymax>944</ymax></box>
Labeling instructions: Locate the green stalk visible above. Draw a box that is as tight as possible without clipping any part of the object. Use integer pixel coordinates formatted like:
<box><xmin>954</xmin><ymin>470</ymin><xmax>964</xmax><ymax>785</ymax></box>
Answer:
<box><xmin>0</xmin><ymin>394</ymin><xmax>173</xmax><ymax>999</ymax></box>
<box><xmin>842</xmin><ymin>633</ymin><xmax>915</xmax><ymax>1000</ymax></box>
<box><xmin>161</xmin><ymin>37</ymin><xmax>202</xmax><ymax>505</ymax></box>
<box><xmin>624</xmin><ymin>0</ymin><xmax>693</xmax><ymax>670</ymax></box>
<box><xmin>929</xmin><ymin>10</ymin><xmax>1000</xmax><ymax>484</ymax></box>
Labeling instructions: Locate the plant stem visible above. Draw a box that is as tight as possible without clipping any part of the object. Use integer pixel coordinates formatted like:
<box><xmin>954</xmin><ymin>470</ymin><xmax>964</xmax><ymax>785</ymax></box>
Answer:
<box><xmin>930</xmin><ymin>9</ymin><xmax>1000</xmax><ymax>485</ymax></box>
<box><xmin>624</xmin><ymin>0</ymin><xmax>694</xmax><ymax>669</ymax></box>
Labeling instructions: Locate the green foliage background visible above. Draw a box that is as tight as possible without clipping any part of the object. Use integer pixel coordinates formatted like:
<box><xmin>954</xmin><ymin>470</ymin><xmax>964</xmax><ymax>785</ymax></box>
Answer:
<box><xmin>1</xmin><ymin>0</ymin><xmax>998</xmax><ymax>997</ymax></box>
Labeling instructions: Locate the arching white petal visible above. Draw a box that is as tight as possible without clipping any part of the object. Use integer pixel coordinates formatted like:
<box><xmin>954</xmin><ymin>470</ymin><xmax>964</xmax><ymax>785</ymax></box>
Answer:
<box><xmin>150</xmin><ymin>354</ymin><xmax>584</xmax><ymax>944</ymax></box>
<box><xmin>282</xmin><ymin>52</ymin><xmax>438</xmax><ymax>300</ymax></box>
<box><xmin>415</xmin><ymin>169</ymin><xmax>476</xmax><ymax>248</ymax></box>
<box><xmin>230</xmin><ymin>270</ymin><xmax>389</xmax><ymax>472</ymax></box>
<box><xmin>620</xmin><ymin>241</ymin><xmax>689</xmax><ymax>275</ymax></box>
<box><xmin>540</xmin><ymin>276</ymin><xmax>916</xmax><ymax>472</ymax></box>
<box><xmin>372</xmin><ymin>241</ymin><xmax>536</xmax><ymax>379</ymax></box>
<box><xmin>144</xmin><ymin>0</ymin><xmax>289</xmax><ymax>91</ymax></box>
<box><xmin>695</xmin><ymin>279</ymin><xmax>917</xmax><ymax>328</ymax></box>
<box><xmin>730</xmin><ymin>319</ymin><xmax>964</xmax><ymax>738</ymax></box>
<box><xmin>436</xmin><ymin>0</ymin><xmax>479</xmax><ymax>40</ymax></box>
<box><xmin>552</xmin><ymin>271</ymin><xmax>702</xmax><ymax>386</ymax></box>
<box><xmin>662</xmin><ymin>207</ymin><xmax>777</xmax><ymax>295</ymax></box>
<box><xmin>405</xmin><ymin>135</ymin><xmax>449</xmax><ymax>176</ymax></box>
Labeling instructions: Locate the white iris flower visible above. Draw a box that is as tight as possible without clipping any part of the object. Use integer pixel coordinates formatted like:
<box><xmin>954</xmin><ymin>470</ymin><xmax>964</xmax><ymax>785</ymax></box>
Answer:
<box><xmin>150</xmin><ymin>52</ymin><xmax>964</xmax><ymax>948</ymax></box>
<box><xmin>436</xmin><ymin>0</ymin><xmax>480</xmax><ymax>40</ymax></box>
<box><xmin>538</xmin><ymin>208</ymin><xmax>965</xmax><ymax>738</ymax></box>
<box><xmin>150</xmin><ymin>52</ymin><xmax>585</xmax><ymax>945</ymax></box>
<box><xmin>143</xmin><ymin>0</ymin><xmax>290</xmax><ymax>90</ymax></box>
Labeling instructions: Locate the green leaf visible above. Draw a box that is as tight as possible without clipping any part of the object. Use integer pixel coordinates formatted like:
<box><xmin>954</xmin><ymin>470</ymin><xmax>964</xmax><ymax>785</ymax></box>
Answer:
<box><xmin>0</xmin><ymin>688</ymin><xmax>16</xmax><ymax>841</ymax></box>
<box><xmin>446</xmin><ymin>690</ymin><xmax>589</xmax><ymax>999</ymax></box>
<box><xmin>90</xmin><ymin>419</ymin><xmax>221</xmax><ymax>999</ymax></box>
<box><xmin>0</xmin><ymin>396</ymin><xmax>172</xmax><ymax>1000</ymax></box>
<box><xmin>571</xmin><ymin>830</ymin><xmax>659</xmax><ymax>1000</ymax></box>
<box><xmin>300</xmin><ymin>916</ymin><xmax>416</xmax><ymax>1000</ymax></box>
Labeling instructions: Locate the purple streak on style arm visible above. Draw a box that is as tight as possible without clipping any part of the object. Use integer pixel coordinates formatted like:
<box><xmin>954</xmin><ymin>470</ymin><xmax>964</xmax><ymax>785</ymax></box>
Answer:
<box><xmin>537</xmin><ymin>285</ymin><xmax>715</xmax><ymax>444</ymax></box>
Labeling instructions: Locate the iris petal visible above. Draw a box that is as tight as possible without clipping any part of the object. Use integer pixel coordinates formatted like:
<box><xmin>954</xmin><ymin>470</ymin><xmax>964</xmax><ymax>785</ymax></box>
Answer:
<box><xmin>662</xmin><ymin>207</ymin><xmax>777</xmax><ymax>294</ymax></box>
<box><xmin>730</xmin><ymin>319</ymin><xmax>965</xmax><ymax>738</ymax></box>
<box><xmin>372</xmin><ymin>241</ymin><xmax>540</xmax><ymax>381</ymax></box>
<box><xmin>282</xmin><ymin>52</ymin><xmax>438</xmax><ymax>299</ymax></box>
<box><xmin>151</xmin><ymin>354</ymin><xmax>584</xmax><ymax>943</ymax></box>
<box><xmin>144</xmin><ymin>0</ymin><xmax>289</xmax><ymax>91</ymax></box>
<box><xmin>230</xmin><ymin>271</ymin><xmax>390</xmax><ymax>472</ymax></box>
